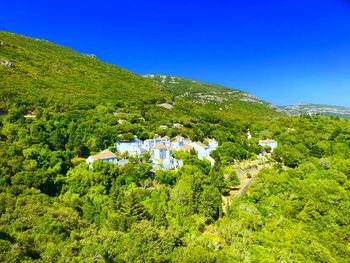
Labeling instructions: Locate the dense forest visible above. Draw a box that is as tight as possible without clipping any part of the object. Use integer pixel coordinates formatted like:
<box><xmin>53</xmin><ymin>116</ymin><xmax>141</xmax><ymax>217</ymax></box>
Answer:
<box><xmin>0</xmin><ymin>31</ymin><xmax>349</xmax><ymax>262</ymax></box>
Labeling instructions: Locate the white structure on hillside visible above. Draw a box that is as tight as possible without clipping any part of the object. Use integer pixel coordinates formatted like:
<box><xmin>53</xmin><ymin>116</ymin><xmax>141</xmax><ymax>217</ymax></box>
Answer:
<box><xmin>170</xmin><ymin>135</ymin><xmax>185</xmax><ymax>149</ymax></box>
<box><xmin>172</xmin><ymin>123</ymin><xmax>184</xmax><ymax>129</ymax></box>
<box><xmin>87</xmin><ymin>134</ymin><xmax>219</xmax><ymax>170</ymax></box>
<box><xmin>191</xmin><ymin>142</ymin><xmax>210</xmax><ymax>158</ymax></box>
<box><xmin>152</xmin><ymin>145</ymin><xmax>168</xmax><ymax>159</ymax></box>
<box><xmin>189</xmin><ymin>138</ymin><xmax>218</xmax><ymax>166</ymax></box>
<box><xmin>115</xmin><ymin>136</ymin><xmax>145</xmax><ymax>156</ymax></box>
<box><xmin>143</xmin><ymin>135</ymin><xmax>170</xmax><ymax>151</ymax></box>
<box><xmin>206</xmin><ymin>138</ymin><xmax>218</xmax><ymax>149</ymax></box>
<box><xmin>113</xmin><ymin>134</ymin><xmax>218</xmax><ymax>170</ymax></box>
<box><xmin>151</xmin><ymin>144</ymin><xmax>180</xmax><ymax>170</ymax></box>
<box><xmin>247</xmin><ymin>130</ymin><xmax>252</xmax><ymax>140</ymax></box>
<box><xmin>259</xmin><ymin>139</ymin><xmax>278</xmax><ymax>152</ymax></box>
<box><xmin>86</xmin><ymin>150</ymin><xmax>118</xmax><ymax>166</ymax></box>
<box><xmin>190</xmin><ymin>139</ymin><xmax>218</xmax><ymax>158</ymax></box>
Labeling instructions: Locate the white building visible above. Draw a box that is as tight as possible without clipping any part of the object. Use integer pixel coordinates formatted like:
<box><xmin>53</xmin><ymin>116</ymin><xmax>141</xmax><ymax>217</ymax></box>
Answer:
<box><xmin>163</xmin><ymin>157</ymin><xmax>176</xmax><ymax>170</ymax></box>
<box><xmin>143</xmin><ymin>135</ymin><xmax>170</xmax><ymax>151</ymax></box>
<box><xmin>190</xmin><ymin>142</ymin><xmax>210</xmax><ymax>158</ymax></box>
<box><xmin>162</xmin><ymin>136</ymin><xmax>171</xmax><ymax>145</ymax></box>
<box><xmin>116</xmin><ymin>136</ymin><xmax>144</xmax><ymax>156</ymax></box>
<box><xmin>170</xmin><ymin>136</ymin><xmax>192</xmax><ymax>150</ymax></box>
<box><xmin>152</xmin><ymin>144</ymin><xmax>169</xmax><ymax>160</ymax></box>
<box><xmin>189</xmin><ymin>139</ymin><xmax>218</xmax><ymax>166</ymax></box>
<box><xmin>173</xmin><ymin>123</ymin><xmax>184</xmax><ymax>129</ymax></box>
<box><xmin>113</xmin><ymin>134</ymin><xmax>218</xmax><ymax>170</ymax></box>
<box><xmin>206</xmin><ymin>138</ymin><xmax>218</xmax><ymax>150</ymax></box>
<box><xmin>143</xmin><ymin>139</ymin><xmax>155</xmax><ymax>151</ymax></box>
<box><xmin>86</xmin><ymin>149</ymin><xmax>118</xmax><ymax>166</ymax></box>
<box><xmin>259</xmin><ymin>139</ymin><xmax>278</xmax><ymax>152</ymax></box>
<box><xmin>154</xmin><ymin>135</ymin><xmax>163</xmax><ymax>146</ymax></box>
<box><xmin>150</xmin><ymin>145</ymin><xmax>179</xmax><ymax>170</ymax></box>
<box><xmin>170</xmin><ymin>138</ymin><xmax>184</xmax><ymax>149</ymax></box>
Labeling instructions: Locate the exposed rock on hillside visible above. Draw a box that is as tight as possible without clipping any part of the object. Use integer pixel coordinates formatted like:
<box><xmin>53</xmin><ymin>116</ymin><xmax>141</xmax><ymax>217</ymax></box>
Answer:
<box><xmin>279</xmin><ymin>103</ymin><xmax>350</xmax><ymax>119</ymax></box>
<box><xmin>0</xmin><ymin>59</ymin><xmax>13</xmax><ymax>67</ymax></box>
<box><xmin>0</xmin><ymin>41</ymin><xmax>16</xmax><ymax>48</ymax></box>
<box><xmin>85</xmin><ymin>54</ymin><xmax>99</xmax><ymax>59</ymax></box>
<box><xmin>157</xmin><ymin>103</ymin><xmax>173</xmax><ymax>109</ymax></box>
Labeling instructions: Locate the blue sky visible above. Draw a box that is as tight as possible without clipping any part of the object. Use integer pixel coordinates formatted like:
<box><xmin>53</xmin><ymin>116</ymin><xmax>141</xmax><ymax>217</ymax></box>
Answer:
<box><xmin>1</xmin><ymin>0</ymin><xmax>350</xmax><ymax>106</ymax></box>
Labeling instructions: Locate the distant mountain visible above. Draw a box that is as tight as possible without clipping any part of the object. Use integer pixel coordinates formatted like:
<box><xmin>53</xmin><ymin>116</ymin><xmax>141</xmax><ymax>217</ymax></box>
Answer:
<box><xmin>279</xmin><ymin>103</ymin><xmax>350</xmax><ymax>119</ymax></box>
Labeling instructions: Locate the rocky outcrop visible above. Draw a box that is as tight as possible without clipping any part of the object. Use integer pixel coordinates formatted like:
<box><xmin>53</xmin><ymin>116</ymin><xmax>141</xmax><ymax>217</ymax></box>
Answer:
<box><xmin>0</xmin><ymin>60</ymin><xmax>13</xmax><ymax>67</ymax></box>
<box><xmin>157</xmin><ymin>103</ymin><xmax>173</xmax><ymax>109</ymax></box>
<box><xmin>0</xmin><ymin>41</ymin><xmax>16</xmax><ymax>48</ymax></box>
<box><xmin>85</xmin><ymin>54</ymin><xmax>99</xmax><ymax>59</ymax></box>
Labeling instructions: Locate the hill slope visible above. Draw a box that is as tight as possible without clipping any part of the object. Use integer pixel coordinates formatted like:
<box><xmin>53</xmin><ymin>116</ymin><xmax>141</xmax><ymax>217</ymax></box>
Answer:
<box><xmin>143</xmin><ymin>74</ymin><xmax>281</xmax><ymax>119</ymax></box>
<box><xmin>0</xmin><ymin>32</ymin><xmax>280</xmax><ymax>120</ymax></box>
<box><xmin>143</xmin><ymin>74</ymin><xmax>239</xmax><ymax>95</ymax></box>
<box><xmin>0</xmin><ymin>31</ymin><xmax>169</xmax><ymax>112</ymax></box>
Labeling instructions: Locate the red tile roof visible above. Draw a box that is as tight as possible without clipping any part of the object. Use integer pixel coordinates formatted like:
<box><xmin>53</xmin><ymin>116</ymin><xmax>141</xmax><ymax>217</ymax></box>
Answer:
<box><xmin>181</xmin><ymin>145</ymin><xmax>194</xmax><ymax>151</ymax></box>
<box><xmin>153</xmin><ymin>144</ymin><xmax>167</xmax><ymax>149</ymax></box>
<box><xmin>91</xmin><ymin>151</ymin><xmax>117</xmax><ymax>161</ymax></box>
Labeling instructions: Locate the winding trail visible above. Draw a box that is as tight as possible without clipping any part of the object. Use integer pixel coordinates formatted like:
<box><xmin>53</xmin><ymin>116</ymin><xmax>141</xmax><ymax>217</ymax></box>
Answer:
<box><xmin>222</xmin><ymin>158</ymin><xmax>273</xmax><ymax>214</ymax></box>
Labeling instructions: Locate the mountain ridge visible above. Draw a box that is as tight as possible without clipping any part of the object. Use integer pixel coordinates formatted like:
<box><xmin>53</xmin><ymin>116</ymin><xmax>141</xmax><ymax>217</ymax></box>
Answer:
<box><xmin>0</xmin><ymin>31</ymin><xmax>281</xmax><ymax>120</ymax></box>
<box><xmin>142</xmin><ymin>74</ymin><xmax>350</xmax><ymax>120</ymax></box>
<box><xmin>279</xmin><ymin>103</ymin><xmax>350</xmax><ymax>119</ymax></box>
<box><xmin>141</xmin><ymin>73</ymin><xmax>281</xmax><ymax>119</ymax></box>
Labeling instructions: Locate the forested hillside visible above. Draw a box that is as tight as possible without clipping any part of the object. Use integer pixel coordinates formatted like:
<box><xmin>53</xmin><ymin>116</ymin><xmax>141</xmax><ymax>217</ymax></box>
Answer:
<box><xmin>0</xmin><ymin>32</ymin><xmax>349</xmax><ymax>262</ymax></box>
<box><xmin>143</xmin><ymin>74</ymin><xmax>281</xmax><ymax>120</ymax></box>
<box><xmin>0</xmin><ymin>31</ymin><xmax>169</xmax><ymax>112</ymax></box>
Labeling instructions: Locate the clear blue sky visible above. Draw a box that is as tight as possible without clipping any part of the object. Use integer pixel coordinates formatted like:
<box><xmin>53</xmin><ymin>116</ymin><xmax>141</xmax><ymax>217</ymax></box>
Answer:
<box><xmin>1</xmin><ymin>0</ymin><xmax>350</xmax><ymax>106</ymax></box>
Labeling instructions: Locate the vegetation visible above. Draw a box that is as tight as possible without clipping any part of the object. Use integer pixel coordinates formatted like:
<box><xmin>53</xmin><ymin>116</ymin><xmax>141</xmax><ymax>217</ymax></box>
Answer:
<box><xmin>0</xmin><ymin>32</ymin><xmax>169</xmax><ymax>113</ymax></box>
<box><xmin>0</xmin><ymin>31</ymin><xmax>349</xmax><ymax>262</ymax></box>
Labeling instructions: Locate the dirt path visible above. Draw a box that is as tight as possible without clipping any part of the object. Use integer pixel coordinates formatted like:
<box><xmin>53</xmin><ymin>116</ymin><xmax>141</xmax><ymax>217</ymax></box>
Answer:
<box><xmin>222</xmin><ymin>157</ymin><xmax>273</xmax><ymax>214</ymax></box>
